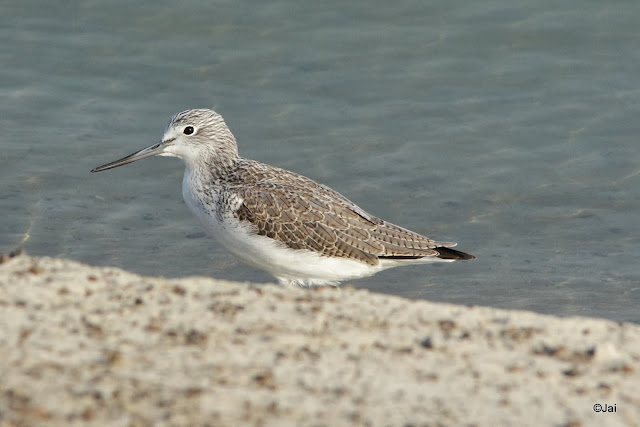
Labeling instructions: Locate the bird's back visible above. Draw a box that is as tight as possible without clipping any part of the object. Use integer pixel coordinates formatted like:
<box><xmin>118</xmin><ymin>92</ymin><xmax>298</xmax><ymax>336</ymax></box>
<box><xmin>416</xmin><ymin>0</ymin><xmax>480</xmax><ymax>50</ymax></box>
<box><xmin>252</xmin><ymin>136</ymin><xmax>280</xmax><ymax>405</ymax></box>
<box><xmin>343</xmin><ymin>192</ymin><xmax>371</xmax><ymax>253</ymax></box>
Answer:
<box><xmin>219</xmin><ymin>158</ymin><xmax>474</xmax><ymax>266</ymax></box>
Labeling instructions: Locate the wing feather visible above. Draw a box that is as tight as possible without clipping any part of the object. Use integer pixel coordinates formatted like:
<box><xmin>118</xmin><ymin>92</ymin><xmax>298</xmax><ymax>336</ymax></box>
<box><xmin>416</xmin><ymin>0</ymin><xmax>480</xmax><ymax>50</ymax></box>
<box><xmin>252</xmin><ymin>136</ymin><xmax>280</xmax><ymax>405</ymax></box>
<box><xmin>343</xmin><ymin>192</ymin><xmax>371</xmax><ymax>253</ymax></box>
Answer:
<box><xmin>228</xmin><ymin>160</ymin><xmax>470</xmax><ymax>264</ymax></box>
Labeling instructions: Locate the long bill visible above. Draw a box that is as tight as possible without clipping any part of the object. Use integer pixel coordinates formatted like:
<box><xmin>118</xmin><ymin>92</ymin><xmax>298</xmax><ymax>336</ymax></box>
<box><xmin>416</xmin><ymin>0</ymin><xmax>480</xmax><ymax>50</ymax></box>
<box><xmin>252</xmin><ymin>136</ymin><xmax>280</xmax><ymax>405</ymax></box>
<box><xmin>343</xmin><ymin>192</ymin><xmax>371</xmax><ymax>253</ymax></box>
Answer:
<box><xmin>91</xmin><ymin>142</ymin><xmax>164</xmax><ymax>172</ymax></box>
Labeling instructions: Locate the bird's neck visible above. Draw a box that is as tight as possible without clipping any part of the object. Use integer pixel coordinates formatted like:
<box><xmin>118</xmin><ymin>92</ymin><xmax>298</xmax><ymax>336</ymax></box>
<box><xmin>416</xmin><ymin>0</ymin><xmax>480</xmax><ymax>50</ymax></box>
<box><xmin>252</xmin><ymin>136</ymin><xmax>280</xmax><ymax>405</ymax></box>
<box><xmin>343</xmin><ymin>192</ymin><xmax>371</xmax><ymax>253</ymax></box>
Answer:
<box><xmin>184</xmin><ymin>154</ymin><xmax>239</xmax><ymax>185</ymax></box>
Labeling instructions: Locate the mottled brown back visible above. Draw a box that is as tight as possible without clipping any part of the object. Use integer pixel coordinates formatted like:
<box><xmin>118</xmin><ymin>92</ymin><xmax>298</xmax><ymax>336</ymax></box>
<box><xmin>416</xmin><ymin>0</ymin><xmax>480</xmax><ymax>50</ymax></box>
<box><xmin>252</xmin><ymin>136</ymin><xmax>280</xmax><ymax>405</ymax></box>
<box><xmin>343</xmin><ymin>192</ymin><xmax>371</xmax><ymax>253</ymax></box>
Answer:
<box><xmin>226</xmin><ymin>160</ymin><xmax>474</xmax><ymax>266</ymax></box>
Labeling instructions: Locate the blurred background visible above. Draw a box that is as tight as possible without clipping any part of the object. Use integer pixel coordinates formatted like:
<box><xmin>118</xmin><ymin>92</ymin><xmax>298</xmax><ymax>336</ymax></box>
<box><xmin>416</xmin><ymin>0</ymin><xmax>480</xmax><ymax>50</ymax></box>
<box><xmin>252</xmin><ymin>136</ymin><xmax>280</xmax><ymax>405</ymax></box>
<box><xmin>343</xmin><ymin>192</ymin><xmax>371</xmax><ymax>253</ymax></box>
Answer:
<box><xmin>2</xmin><ymin>0</ymin><xmax>639</xmax><ymax>322</ymax></box>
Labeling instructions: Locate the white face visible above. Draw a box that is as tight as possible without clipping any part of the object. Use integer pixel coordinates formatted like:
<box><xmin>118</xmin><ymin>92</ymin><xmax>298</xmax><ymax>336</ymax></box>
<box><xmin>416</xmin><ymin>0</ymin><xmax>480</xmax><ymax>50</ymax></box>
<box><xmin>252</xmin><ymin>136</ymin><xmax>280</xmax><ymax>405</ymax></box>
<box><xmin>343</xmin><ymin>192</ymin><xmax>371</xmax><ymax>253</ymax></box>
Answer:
<box><xmin>91</xmin><ymin>109</ymin><xmax>237</xmax><ymax>173</ymax></box>
<box><xmin>157</xmin><ymin>122</ymin><xmax>202</xmax><ymax>161</ymax></box>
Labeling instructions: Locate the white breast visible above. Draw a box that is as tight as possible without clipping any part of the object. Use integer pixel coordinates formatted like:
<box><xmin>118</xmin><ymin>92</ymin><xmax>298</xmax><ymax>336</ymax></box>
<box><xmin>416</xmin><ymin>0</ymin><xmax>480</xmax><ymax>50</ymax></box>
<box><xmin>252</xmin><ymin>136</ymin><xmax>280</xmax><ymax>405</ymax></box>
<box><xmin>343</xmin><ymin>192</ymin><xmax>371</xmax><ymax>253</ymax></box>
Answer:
<box><xmin>181</xmin><ymin>169</ymin><xmax>385</xmax><ymax>286</ymax></box>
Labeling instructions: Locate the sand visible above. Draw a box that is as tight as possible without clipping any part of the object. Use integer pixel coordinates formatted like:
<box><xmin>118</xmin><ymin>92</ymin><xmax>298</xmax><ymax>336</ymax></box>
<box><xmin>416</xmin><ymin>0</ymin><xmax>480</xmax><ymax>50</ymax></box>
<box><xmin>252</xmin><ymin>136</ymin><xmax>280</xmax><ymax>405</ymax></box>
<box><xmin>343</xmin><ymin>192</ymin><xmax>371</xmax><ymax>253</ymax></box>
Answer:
<box><xmin>0</xmin><ymin>252</ymin><xmax>638</xmax><ymax>426</ymax></box>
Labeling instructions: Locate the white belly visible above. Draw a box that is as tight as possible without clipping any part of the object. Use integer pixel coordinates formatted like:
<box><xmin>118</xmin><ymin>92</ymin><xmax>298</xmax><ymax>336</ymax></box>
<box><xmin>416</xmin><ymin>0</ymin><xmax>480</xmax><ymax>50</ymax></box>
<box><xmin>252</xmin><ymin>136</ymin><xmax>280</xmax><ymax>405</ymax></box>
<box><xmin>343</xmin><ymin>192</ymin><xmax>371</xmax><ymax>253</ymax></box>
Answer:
<box><xmin>181</xmin><ymin>172</ymin><xmax>380</xmax><ymax>286</ymax></box>
<box><xmin>181</xmin><ymin>171</ymin><xmax>453</xmax><ymax>286</ymax></box>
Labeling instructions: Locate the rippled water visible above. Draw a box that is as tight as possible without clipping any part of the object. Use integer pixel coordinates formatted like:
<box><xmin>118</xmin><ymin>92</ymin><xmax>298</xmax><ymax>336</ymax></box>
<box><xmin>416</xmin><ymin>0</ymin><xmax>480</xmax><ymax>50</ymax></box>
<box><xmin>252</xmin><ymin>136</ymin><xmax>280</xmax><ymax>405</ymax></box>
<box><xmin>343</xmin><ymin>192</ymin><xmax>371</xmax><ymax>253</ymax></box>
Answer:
<box><xmin>2</xmin><ymin>0</ymin><xmax>639</xmax><ymax>322</ymax></box>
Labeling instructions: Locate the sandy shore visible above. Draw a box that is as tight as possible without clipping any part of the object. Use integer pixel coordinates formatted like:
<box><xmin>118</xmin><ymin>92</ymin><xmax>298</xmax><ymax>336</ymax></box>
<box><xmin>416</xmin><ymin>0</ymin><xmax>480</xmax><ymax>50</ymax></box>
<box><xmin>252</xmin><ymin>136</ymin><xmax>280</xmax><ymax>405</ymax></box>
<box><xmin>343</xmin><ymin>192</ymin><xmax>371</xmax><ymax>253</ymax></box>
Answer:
<box><xmin>0</xmin><ymin>253</ymin><xmax>638</xmax><ymax>426</ymax></box>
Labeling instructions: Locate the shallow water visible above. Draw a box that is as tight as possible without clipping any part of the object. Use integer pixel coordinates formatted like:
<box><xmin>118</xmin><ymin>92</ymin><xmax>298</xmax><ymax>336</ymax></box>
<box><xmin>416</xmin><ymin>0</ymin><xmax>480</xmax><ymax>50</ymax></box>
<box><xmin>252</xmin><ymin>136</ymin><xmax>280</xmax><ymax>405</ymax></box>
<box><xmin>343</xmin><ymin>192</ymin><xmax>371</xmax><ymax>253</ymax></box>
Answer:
<box><xmin>2</xmin><ymin>0</ymin><xmax>639</xmax><ymax>323</ymax></box>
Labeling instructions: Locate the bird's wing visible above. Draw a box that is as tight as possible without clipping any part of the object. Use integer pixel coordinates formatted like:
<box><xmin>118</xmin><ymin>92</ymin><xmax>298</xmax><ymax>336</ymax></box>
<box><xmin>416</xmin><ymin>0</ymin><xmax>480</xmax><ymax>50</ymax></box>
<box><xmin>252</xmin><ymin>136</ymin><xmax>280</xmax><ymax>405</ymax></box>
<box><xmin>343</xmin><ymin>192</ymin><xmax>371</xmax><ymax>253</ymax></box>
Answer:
<box><xmin>231</xmin><ymin>169</ymin><xmax>458</xmax><ymax>265</ymax></box>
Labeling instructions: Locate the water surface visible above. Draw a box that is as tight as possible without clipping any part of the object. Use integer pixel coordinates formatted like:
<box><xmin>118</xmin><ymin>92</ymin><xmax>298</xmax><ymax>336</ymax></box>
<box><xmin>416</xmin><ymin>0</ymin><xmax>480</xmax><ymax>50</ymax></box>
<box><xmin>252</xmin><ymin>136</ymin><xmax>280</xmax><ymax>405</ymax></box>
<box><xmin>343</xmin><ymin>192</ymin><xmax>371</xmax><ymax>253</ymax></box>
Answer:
<box><xmin>2</xmin><ymin>0</ymin><xmax>639</xmax><ymax>322</ymax></box>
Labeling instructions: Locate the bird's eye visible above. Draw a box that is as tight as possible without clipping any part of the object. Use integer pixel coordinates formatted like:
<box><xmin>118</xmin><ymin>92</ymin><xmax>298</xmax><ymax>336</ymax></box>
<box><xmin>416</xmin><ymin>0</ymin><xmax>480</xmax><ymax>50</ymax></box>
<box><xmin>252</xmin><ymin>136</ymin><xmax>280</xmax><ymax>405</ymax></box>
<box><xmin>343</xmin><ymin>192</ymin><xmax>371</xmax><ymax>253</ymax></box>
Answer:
<box><xmin>183</xmin><ymin>126</ymin><xmax>195</xmax><ymax>135</ymax></box>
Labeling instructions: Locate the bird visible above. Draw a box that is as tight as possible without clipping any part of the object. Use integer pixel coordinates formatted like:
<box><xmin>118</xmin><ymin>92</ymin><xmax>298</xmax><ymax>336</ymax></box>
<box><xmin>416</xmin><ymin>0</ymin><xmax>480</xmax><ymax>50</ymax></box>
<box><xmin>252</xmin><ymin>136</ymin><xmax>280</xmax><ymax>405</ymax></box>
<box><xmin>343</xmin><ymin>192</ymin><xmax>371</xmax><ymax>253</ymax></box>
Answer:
<box><xmin>91</xmin><ymin>109</ymin><xmax>474</xmax><ymax>287</ymax></box>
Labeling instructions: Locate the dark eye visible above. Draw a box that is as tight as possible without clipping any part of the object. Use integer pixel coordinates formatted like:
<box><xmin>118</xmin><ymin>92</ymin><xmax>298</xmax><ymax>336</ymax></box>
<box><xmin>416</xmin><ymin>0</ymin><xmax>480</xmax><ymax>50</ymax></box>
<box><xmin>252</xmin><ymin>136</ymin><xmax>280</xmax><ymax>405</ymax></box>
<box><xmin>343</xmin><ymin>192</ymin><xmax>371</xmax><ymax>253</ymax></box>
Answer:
<box><xmin>183</xmin><ymin>126</ymin><xmax>195</xmax><ymax>135</ymax></box>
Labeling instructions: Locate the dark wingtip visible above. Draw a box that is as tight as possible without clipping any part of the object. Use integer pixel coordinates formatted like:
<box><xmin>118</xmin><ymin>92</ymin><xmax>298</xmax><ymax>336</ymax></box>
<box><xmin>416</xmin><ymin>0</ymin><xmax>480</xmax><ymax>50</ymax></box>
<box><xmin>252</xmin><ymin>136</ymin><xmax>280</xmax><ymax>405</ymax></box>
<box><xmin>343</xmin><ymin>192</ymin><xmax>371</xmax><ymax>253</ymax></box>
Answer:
<box><xmin>435</xmin><ymin>247</ymin><xmax>475</xmax><ymax>260</ymax></box>
<box><xmin>378</xmin><ymin>247</ymin><xmax>476</xmax><ymax>261</ymax></box>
